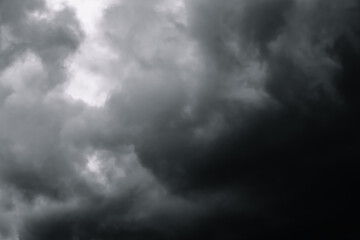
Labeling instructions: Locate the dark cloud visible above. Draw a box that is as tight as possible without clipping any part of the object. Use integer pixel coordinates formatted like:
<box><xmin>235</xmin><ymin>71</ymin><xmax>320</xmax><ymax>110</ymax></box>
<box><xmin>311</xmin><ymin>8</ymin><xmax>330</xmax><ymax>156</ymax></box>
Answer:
<box><xmin>1</xmin><ymin>0</ymin><xmax>360</xmax><ymax>239</ymax></box>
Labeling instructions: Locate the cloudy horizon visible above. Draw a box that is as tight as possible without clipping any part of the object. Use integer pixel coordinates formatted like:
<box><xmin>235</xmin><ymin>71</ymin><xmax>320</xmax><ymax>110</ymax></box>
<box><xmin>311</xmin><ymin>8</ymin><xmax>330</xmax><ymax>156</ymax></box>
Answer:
<box><xmin>1</xmin><ymin>0</ymin><xmax>360</xmax><ymax>239</ymax></box>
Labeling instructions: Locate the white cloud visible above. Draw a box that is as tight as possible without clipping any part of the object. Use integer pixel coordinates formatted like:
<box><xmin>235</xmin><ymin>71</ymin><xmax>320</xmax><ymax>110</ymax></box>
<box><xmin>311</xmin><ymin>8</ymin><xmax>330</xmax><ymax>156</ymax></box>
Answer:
<box><xmin>65</xmin><ymin>63</ymin><xmax>110</xmax><ymax>107</ymax></box>
<box><xmin>45</xmin><ymin>0</ymin><xmax>116</xmax><ymax>107</ymax></box>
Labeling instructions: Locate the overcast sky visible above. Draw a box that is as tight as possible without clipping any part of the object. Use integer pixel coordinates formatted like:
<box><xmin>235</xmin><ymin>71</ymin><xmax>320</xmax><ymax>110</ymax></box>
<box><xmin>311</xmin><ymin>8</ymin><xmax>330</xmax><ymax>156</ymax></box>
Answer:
<box><xmin>1</xmin><ymin>0</ymin><xmax>360</xmax><ymax>239</ymax></box>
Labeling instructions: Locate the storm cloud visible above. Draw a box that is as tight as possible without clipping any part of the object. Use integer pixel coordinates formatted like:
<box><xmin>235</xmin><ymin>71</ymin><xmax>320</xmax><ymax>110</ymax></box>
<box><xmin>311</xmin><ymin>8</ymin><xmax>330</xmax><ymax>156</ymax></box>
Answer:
<box><xmin>1</xmin><ymin>0</ymin><xmax>360</xmax><ymax>239</ymax></box>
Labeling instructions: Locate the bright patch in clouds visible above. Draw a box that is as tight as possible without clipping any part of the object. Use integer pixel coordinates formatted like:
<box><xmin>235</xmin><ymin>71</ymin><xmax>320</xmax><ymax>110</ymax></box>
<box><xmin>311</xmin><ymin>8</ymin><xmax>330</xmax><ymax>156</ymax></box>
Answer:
<box><xmin>46</xmin><ymin>0</ymin><xmax>115</xmax><ymax>107</ymax></box>
<box><xmin>65</xmin><ymin>64</ymin><xmax>109</xmax><ymax>107</ymax></box>
<box><xmin>82</xmin><ymin>150</ymin><xmax>134</xmax><ymax>194</ymax></box>
<box><xmin>45</xmin><ymin>0</ymin><xmax>187</xmax><ymax>107</ymax></box>
<box><xmin>46</xmin><ymin>0</ymin><xmax>113</xmax><ymax>34</ymax></box>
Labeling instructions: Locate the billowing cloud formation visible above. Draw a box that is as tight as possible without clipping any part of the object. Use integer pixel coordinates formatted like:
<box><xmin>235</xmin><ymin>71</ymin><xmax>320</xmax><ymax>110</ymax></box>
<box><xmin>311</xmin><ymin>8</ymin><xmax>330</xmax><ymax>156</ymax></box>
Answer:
<box><xmin>1</xmin><ymin>0</ymin><xmax>360</xmax><ymax>239</ymax></box>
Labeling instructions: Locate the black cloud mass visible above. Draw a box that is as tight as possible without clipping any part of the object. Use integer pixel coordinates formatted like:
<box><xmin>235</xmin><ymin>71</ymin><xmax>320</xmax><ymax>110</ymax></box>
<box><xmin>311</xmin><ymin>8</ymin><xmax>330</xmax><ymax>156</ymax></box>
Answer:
<box><xmin>1</xmin><ymin>0</ymin><xmax>360</xmax><ymax>239</ymax></box>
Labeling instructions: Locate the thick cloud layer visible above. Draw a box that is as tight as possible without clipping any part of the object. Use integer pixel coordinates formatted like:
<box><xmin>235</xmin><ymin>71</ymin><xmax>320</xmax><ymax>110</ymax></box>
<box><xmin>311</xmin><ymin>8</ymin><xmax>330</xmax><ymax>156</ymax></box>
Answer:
<box><xmin>1</xmin><ymin>0</ymin><xmax>360</xmax><ymax>239</ymax></box>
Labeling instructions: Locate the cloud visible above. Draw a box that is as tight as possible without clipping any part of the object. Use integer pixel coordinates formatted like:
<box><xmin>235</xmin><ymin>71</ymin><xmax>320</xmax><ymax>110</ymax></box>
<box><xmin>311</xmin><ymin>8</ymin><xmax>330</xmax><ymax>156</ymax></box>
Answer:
<box><xmin>1</xmin><ymin>0</ymin><xmax>360</xmax><ymax>239</ymax></box>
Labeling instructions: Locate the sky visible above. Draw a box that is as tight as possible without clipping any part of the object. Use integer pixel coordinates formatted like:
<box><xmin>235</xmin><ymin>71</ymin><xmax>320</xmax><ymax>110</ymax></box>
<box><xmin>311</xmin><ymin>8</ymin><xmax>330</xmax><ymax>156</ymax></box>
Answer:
<box><xmin>0</xmin><ymin>0</ymin><xmax>360</xmax><ymax>239</ymax></box>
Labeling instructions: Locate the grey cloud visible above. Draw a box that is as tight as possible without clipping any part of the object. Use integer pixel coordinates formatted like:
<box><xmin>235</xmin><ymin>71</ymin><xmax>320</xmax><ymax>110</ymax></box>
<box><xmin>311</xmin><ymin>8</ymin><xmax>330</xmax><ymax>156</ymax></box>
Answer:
<box><xmin>1</xmin><ymin>0</ymin><xmax>360</xmax><ymax>239</ymax></box>
<box><xmin>0</xmin><ymin>98</ymin><xmax>93</xmax><ymax>201</ymax></box>
<box><xmin>0</xmin><ymin>0</ymin><xmax>87</xmax><ymax>201</ymax></box>
<box><xmin>0</xmin><ymin>0</ymin><xmax>43</xmax><ymax>71</ymax></box>
<box><xmin>92</xmin><ymin>1</ymin><xmax>360</xmax><ymax>237</ymax></box>
<box><xmin>0</xmin><ymin>0</ymin><xmax>44</xmax><ymax>25</ymax></box>
<box><xmin>64</xmin><ymin>0</ymin><xmax>360</xmax><ymax>196</ymax></box>
<box><xmin>0</xmin><ymin>0</ymin><xmax>93</xmax><ymax>236</ymax></box>
<box><xmin>1</xmin><ymin>0</ymin><xmax>83</xmax><ymax>90</ymax></box>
